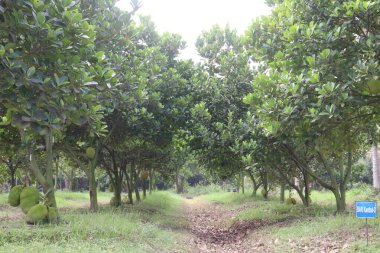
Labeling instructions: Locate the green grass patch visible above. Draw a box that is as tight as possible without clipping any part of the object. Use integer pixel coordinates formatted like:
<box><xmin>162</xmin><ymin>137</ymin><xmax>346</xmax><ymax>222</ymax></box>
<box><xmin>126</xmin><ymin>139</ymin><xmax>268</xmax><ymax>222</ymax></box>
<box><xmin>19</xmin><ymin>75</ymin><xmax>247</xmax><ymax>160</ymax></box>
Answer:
<box><xmin>0</xmin><ymin>194</ymin><xmax>7</xmax><ymax>205</ymax></box>
<box><xmin>185</xmin><ymin>184</ymin><xmax>224</xmax><ymax>196</ymax></box>
<box><xmin>0</xmin><ymin>191</ymin><xmax>187</xmax><ymax>253</ymax></box>
<box><xmin>55</xmin><ymin>191</ymin><xmax>112</xmax><ymax>208</ymax></box>
<box><xmin>199</xmin><ymin>192</ymin><xmax>260</xmax><ymax>204</ymax></box>
<box><xmin>0</xmin><ymin>190</ymin><xmax>112</xmax><ymax>208</ymax></box>
<box><xmin>130</xmin><ymin>191</ymin><xmax>186</xmax><ymax>229</ymax></box>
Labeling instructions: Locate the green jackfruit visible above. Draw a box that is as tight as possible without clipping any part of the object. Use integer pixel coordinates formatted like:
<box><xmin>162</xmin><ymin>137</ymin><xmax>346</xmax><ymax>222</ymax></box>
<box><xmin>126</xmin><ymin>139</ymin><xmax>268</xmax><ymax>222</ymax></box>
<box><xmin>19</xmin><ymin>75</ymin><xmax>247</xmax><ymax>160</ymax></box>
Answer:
<box><xmin>368</xmin><ymin>79</ymin><xmax>380</xmax><ymax>95</ymax></box>
<box><xmin>8</xmin><ymin>185</ymin><xmax>23</xmax><ymax>207</ymax></box>
<box><xmin>285</xmin><ymin>197</ymin><xmax>297</xmax><ymax>205</ymax></box>
<box><xmin>86</xmin><ymin>147</ymin><xmax>96</xmax><ymax>159</ymax></box>
<box><xmin>26</xmin><ymin>204</ymin><xmax>48</xmax><ymax>224</ymax></box>
<box><xmin>47</xmin><ymin>207</ymin><xmax>58</xmax><ymax>224</ymax></box>
<box><xmin>20</xmin><ymin>187</ymin><xmax>39</xmax><ymax>214</ymax></box>
<box><xmin>140</xmin><ymin>170</ymin><xmax>149</xmax><ymax>180</ymax></box>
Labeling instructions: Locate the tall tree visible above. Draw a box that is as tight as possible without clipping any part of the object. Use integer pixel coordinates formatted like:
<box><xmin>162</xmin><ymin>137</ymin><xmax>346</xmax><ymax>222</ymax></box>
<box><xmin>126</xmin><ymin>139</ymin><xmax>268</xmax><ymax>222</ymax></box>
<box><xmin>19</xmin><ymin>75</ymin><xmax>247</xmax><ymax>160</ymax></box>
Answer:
<box><xmin>245</xmin><ymin>0</ymin><xmax>380</xmax><ymax>212</ymax></box>
<box><xmin>0</xmin><ymin>0</ymin><xmax>100</xmax><ymax>209</ymax></box>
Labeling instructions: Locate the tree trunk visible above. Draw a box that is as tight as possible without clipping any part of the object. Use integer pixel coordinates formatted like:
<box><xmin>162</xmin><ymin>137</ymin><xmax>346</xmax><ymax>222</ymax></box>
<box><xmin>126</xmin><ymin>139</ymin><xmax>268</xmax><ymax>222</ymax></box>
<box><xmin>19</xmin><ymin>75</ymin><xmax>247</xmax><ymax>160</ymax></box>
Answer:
<box><xmin>124</xmin><ymin>165</ymin><xmax>133</xmax><ymax>205</ymax></box>
<box><xmin>44</xmin><ymin>128</ymin><xmax>57</xmax><ymax>208</ymax></box>
<box><xmin>113</xmin><ymin>177</ymin><xmax>122</xmax><ymax>207</ymax></box>
<box><xmin>64</xmin><ymin>177</ymin><xmax>69</xmax><ymax>190</ymax></box>
<box><xmin>9</xmin><ymin>163</ymin><xmax>16</xmax><ymax>188</ymax></box>
<box><xmin>303</xmin><ymin>172</ymin><xmax>310</xmax><ymax>207</ymax></box>
<box><xmin>175</xmin><ymin>168</ymin><xmax>183</xmax><ymax>194</ymax></box>
<box><xmin>248</xmin><ymin>172</ymin><xmax>261</xmax><ymax>197</ymax></box>
<box><xmin>142</xmin><ymin>180</ymin><xmax>147</xmax><ymax>199</ymax></box>
<box><xmin>148</xmin><ymin>169</ymin><xmax>153</xmax><ymax>195</ymax></box>
<box><xmin>332</xmin><ymin>189</ymin><xmax>346</xmax><ymax>213</ymax></box>
<box><xmin>68</xmin><ymin>177</ymin><xmax>73</xmax><ymax>191</ymax></box>
<box><xmin>88</xmin><ymin>162</ymin><xmax>98</xmax><ymax>212</ymax></box>
<box><xmin>24</xmin><ymin>129</ymin><xmax>57</xmax><ymax>211</ymax></box>
<box><xmin>134</xmin><ymin>180</ymin><xmax>141</xmax><ymax>202</ymax></box>
<box><xmin>241</xmin><ymin>173</ymin><xmax>245</xmax><ymax>194</ymax></box>
<box><xmin>20</xmin><ymin>129</ymin><xmax>30</xmax><ymax>186</ymax></box>
<box><xmin>132</xmin><ymin>163</ymin><xmax>140</xmax><ymax>202</ymax></box>
<box><xmin>372</xmin><ymin>141</ymin><xmax>380</xmax><ymax>189</ymax></box>
<box><xmin>55</xmin><ymin>157</ymin><xmax>59</xmax><ymax>189</ymax></box>
<box><xmin>261</xmin><ymin>170</ymin><xmax>268</xmax><ymax>199</ymax></box>
<box><xmin>10</xmin><ymin>172</ymin><xmax>16</xmax><ymax>187</ymax></box>
<box><xmin>127</xmin><ymin>180</ymin><xmax>133</xmax><ymax>205</ymax></box>
<box><xmin>280</xmin><ymin>181</ymin><xmax>285</xmax><ymax>202</ymax></box>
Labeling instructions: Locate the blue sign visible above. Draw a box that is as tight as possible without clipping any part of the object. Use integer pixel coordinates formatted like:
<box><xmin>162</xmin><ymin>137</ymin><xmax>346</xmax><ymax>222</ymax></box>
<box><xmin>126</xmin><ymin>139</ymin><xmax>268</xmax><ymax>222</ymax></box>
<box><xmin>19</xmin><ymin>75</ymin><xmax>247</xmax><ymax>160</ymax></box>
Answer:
<box><xmin>355</xmin><ymin>201</ymin><xmax>377</xmax><ymax>218</ymax></box>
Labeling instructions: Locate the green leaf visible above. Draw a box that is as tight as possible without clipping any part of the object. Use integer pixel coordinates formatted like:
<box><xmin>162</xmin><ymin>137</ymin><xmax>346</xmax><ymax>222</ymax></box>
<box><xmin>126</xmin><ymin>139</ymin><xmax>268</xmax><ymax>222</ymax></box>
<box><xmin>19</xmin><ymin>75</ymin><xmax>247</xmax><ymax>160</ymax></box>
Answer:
<box><xmin>104</xmin><ymin>69</ymin><xmax>115</xmax><ymax>79</ymax></box>
<box><xmin>63</xmin><ymin>0</ymin><xmax>72</xmax><ymax>7</ymax></box>
<box><xmin>96</xmin><ymin>51</ymin><xmax>104</xmax><ymax>62</ymax></box>
<box><xmin>27</xmin><ymin>67</ymin><xmax>36</xmax><ymax>78</ymax></box>
<box><xmin>320</xmin><ymin>49</ymin><xmax>330</xmax><ymax>59</ymax></box>
<box><xmin>0</xmin><ymin>45</ymin><xmax>5</xmax><ymax>57</ymax></box>
<box><xmin>306</xmin><ymin>55</ymin><xmax>315</xmax><ymax>66</ymax></box>
<box><xmin>37</xmin><ymin>12</ymin><xmax>45</xmax><ymax>24</ymax></box>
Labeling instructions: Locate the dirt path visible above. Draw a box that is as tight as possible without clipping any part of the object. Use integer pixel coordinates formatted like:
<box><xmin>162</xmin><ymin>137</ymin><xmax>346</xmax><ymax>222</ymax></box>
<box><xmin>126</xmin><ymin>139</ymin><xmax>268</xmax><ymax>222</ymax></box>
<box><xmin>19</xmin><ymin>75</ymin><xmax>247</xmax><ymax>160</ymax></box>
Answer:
<box><xmin>182</xmin><ymin>197</ymin><xmax>284</xmax><ymax>253</ymax></box>
<box><xmin>183</xmin><ymin>197</ymin><xmax>242</xmax><ymax>252</ymax></box>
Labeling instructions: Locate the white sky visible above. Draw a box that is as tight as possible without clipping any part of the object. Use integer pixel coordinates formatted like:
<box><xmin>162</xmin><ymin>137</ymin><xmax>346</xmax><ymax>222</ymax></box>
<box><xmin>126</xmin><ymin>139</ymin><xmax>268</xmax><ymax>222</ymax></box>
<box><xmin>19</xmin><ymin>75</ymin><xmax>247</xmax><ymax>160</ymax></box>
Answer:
<box><xmin>116</xmin><ymin>0</ymin><xmax>271</xmax><ymax>61</ymax></box>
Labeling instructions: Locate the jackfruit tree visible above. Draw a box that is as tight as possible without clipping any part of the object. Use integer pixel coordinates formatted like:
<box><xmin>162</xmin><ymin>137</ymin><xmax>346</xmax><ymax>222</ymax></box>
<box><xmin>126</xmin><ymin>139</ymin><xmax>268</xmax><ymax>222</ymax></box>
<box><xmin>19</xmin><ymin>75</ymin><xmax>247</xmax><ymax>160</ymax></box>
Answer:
<box><xmin>244</xmin><ymin>0</ymin><xmax>380</xmax><ymax>212</ymax></box>
<box><xmin>0</xmin><ymin>0</ymin><xmax>100</xmax><ymax>211</ymax></box>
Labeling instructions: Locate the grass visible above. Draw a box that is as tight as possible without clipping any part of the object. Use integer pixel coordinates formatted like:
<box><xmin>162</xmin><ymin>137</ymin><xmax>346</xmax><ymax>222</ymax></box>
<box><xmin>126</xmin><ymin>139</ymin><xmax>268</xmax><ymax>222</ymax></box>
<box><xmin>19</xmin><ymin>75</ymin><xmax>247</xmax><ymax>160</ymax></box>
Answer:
<box><xmin>0</xmin><ymin>190</ymin><xmax>113</xmax><ymax>207</ymax></box>
<box><xmin>200</xmin><ymin>191</ymin><xmax>259</xmax><ymax>204</ymax></box>
<box><xmin>0</xmin><ymin>194</ymin><xmax>7</xmax><ymax>205</ymax></box>
<box><xmin>0</xmin><ymin>191</ymin><xmax>187</xmax><ymax>253</ymax></box>
<box><xmin>184</xmin><ymin>183</ymin><xmax>224</xmax><ymax>196</ymax></box>
<box><xmin>54</xmin><ymin>190</ymin><xmax>112</xmax><ymax>208</ymax></box>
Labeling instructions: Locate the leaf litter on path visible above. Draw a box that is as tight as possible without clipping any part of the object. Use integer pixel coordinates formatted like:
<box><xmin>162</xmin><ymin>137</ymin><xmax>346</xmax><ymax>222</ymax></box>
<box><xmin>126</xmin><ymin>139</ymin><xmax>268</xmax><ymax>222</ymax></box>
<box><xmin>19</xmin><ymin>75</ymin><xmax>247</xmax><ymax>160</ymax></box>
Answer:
<box><xmin>183</xmin><ymin>198</ymin><xmax>297</xmax><ymax>253</ymax></box>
